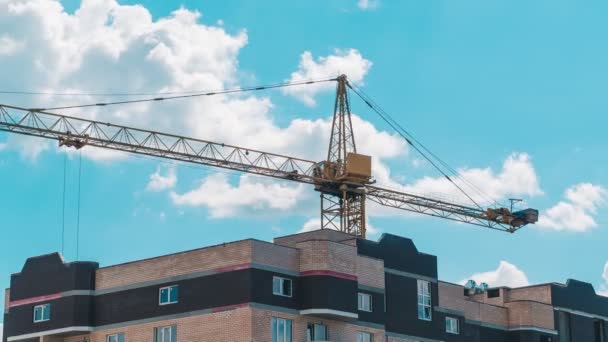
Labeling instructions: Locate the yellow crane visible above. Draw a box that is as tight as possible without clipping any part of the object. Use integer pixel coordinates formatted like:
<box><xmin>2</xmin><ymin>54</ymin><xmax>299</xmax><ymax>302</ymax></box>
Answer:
<box><xmin>0</xmin><ymin>75</ymin><xmax>538</xmax><ymax>238</ymax></box>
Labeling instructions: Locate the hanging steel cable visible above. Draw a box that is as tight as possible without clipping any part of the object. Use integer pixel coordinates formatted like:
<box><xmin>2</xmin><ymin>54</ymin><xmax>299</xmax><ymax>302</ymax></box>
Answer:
<box><xmin>24</xmin><ymin>77</ymin><xmax>338</xmax><ymax>111</ymax></box>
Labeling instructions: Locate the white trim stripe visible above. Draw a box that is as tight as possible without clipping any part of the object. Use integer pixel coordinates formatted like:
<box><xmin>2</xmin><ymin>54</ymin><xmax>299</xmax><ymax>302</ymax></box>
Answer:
<box><xmin>7</xmin><ymin>327</ymin><xmax>93</xmax><ymax>341</ymax></box>
<box><xmin>300</xmin><ymin>308</ymin><xmax>358</xmax><ymax>319</ymax></box>
<box><xmin>554</xmin><ymin>306</ymin><xmax>608</xmax><ymax>321</ymax></box>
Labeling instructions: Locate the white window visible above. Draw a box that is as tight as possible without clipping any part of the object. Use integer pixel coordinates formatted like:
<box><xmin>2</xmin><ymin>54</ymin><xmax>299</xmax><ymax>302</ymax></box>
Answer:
<box><xmin>33</xmin><ymin>304</ymin><xmax>50</xmax><ymax>323</ymax></box>
<box><xmin>155</xmin><ymin>325</ymin><xmax>176</xmax><ymax>342</ymax></box>
<box><xmin>357</xmin><ymin>332</ymin><xmax>373</xmax><ymax>342</ymax></box>
<box><xmin>107</xmin><ymin>333</ymin><xmax>125</xmax><ymax>342</ymax></box>
<box><xmin>446</xmin><ymin>317</ymin><xmax>460</xmax><ymax>334</ymax></box>
<box><xmin>273</xmin><ymin>276</ymin><xmax>292</xmax><ymax>297</ymax></box>
<box><xmin>271</xmin><ymin>317</ymin><xmax>292</xmax><ymax>342</ymax></box>
<box><xmin>159</xmin><ymin>285</ymin><xmax>179</xmax><ymax>305</ymax></box>
<box><xmin>358</xmin><ymin>292</ymin><xmax>373</xmax><ymax>312</ymax></box>
<box><xmin>307</xmin><ymin>323</ymin><xmax>327</xmax><ymax>341</ymax></box>
<box><xmin>417</xmin><ymin>279</ymin><xmax>432</xmax><ymax>321</ymax></box>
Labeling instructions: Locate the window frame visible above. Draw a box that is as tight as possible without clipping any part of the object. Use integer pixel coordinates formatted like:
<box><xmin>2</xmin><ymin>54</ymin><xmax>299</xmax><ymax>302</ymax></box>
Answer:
<box><xmin>154</xmin><ymin>325</ymin><xmax>177</xmax><ymax>342</ymax></box>
<box><xmin>272</xmin><ymin>276</ymin><xmax>293</xmax><ymax>298</ymax></box>
<box><xmin>357</xmin><ymin>331</ymin><xmax>373</xmax><ymax>342</ymax></box>
<box><xmin>158</xmin><ymin>285</ymin><xmax>179</xmax><ymax>305</ymax></box>
<box><xmin>306</xmin><ymin>323</ymin><xmax>328</xmax><ymax>342</ymax></box>
<box><xmin>106</xmin><ymin>333</ymin><xmax>125</xmax><ymax>342</ymax></box>
<box><xmin>33</xmin><ymin>303</ymin><xmax>51</xmax><ymax>323</ymax></box>
<box><xmin>417</xmin><ymin>279</ymin><xmax>432</xmax><ymax>321</ymax></box>
<box><xmin>271</xmin><ymin>317</ymin><xmax>292</xmax><ymax>342</ymax></box>
<box><xmin>445</xmin><ymin>316</ymin><xmax>460</xmax><ymax>334</ymax></box>
<box><xmin>358</xmin><ymin>292</ymin><xmax>373</xmax><ymax>312</ymax></box>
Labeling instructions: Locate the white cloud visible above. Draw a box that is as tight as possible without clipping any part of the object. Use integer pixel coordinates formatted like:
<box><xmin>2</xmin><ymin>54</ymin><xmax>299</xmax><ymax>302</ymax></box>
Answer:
<box><xmin>170</xmin><ymin>173</ymin><xmax>308</xmax><ymax>218</ymax></box>
<box><xmin>0</xmin><ymin>322</ymin><xmax>3</xmax><ymax>342</ymax></box>
<box><xmin>460</xmin><ymin>261</ymin><xmax>530</xmax><ymax>288</ymax></box>
<box><xmin>538</xmin><ymin>183</ymin><xmax>606</xmax><ymax>232</ymax></box>
<box><xmin>599</xmin><ymin>262</ymin><xmax>608</xmax><ymax>297</ymax></box>
<box><xmin>282</xmin><ymin>49</ymin><xmax>372</xmax><ymax>106</ymax></box>
<box><xmin>0</xmin><ymin>0</ymin><xmax>249</xmax><ymax>159</ymax></box>
<box><xmin>146</xmin><ymin>166</ymin><xmax>177</xmax><ymax>192</ymax></box>
<box><xmin>0</xmin><ymin>34</ymin><xmax>24</xmax><ymax>55</ymax></box>
<box><xmin>373</xmin><ymin>153</ymin><xmax>542</xmax><ymax>211</ymax></box>
<box><xmin>299</xmin><ymin>218</ymin><xmax>321</xmax><ymax>233</ymax></box>
<box><xmin>357</xmin><ymin>0</ymin><xmax>379</xmax><ymax>10</ymax></box>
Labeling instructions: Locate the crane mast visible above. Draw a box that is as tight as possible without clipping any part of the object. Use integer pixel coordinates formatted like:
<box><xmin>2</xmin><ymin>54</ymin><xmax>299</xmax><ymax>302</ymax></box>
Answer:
<box><xmin>0</xmin><ymin>76</ymin><xmax>539</xmax><ymax>238</ymax></box>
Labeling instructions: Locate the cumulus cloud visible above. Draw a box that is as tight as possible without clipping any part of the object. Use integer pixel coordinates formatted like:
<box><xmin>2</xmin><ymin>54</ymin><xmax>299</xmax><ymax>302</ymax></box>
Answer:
<box><xmin>0</xmin><ymin>34</ymin><xmax>24</xmax><ymax>55</ymax></box>
<box><xmin>373</xmin><ymin>153</ymin><xmax>542</xmax><ymax>211</ymax></box>
<box><xmin>461</xmin><ymin>261</ymin><xmax>530</xmax><ymax>288</ymax></box>
<box><xmin>599</xmin><ymin>262</ymin><xmax>608</xmax><ymax>297</ymax></box>
<box><xmin>0</xmin><ymin>0</ymin><xmax>412</xmax><ymax>220</ymax></box>
<box><xmin>166</xmin><ymin>113</ymin><xmax>406</xmax><ymax>218</ymax></box>
<box><xmin>146</xmin><ymin>166</ymin><xmax>177</xmax><ymax>192</ymax></box>
<box><xmin>538</xmin><ymin>183</ymin><xmax>606</xmax><ymax>232</ymax></box>
<box><xmin>282</xmin><ymin>49</ymin><xmax>372</xmax><ymax>106</ymax></box>
<box><xmin>170</xmin><ymin>173</ymin><xmax>308</xmax><ymax>218</ymax></box>
<box><xmin>357</xmin><ymin>0</ymin><xmax>380</xmax><ymax>10</ymax></box>
<box><xmin>0</xmin><ymin>0</ymin><xmax>249</xmax><ymax>159</ymax></box>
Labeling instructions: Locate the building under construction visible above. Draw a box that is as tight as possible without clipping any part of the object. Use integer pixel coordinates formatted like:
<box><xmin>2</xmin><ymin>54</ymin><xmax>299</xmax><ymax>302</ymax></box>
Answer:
<box><xmin>3</xmin><ymin>229</ymin><xmax>607</xmax><ymax>342</ymax></box>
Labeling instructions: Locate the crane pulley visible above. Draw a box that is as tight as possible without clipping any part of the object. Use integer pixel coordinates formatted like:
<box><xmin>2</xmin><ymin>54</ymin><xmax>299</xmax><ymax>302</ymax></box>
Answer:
<box><xmin>0</xmin><ymin>75</ymin><xmax>539</xmax><ymax>238</ymax></box>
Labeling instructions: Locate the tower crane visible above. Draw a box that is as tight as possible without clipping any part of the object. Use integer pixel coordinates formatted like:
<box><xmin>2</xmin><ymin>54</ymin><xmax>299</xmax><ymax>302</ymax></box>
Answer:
<box><xmin>0</xmin><ymin>75</ymin><xmax>538</xmax><ymax>238</ymax></box>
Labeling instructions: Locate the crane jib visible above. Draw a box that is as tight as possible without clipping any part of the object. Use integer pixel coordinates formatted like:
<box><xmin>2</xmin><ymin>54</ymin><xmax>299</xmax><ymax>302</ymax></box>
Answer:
<box><xmin>0</xmin><ymin>77</ymin><xmax>539</xmax><ymax>238</ymax></box>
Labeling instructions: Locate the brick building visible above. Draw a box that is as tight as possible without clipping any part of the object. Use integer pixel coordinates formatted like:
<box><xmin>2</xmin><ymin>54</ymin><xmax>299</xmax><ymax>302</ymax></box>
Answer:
<box><xmin>3</xmin><ymin>229</ymin><xmax>608</xmax><ymax>342</ymax></box>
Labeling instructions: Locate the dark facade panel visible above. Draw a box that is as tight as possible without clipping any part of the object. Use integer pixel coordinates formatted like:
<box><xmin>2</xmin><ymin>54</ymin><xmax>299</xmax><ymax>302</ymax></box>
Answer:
<box><xmin>552</xmin><ymin>280</ymin><xmax>608</xmax><ymax>318</ymax></box>
<box><xmin>4</xmin><ymin>295</ymin><xmax>93</xmax><ymax>338</ymax></box>
<box><xmin>509</xmin><ymin>330</ymin><xmax>556</xmax><ymax>342</ymax></box>
<box><xmin>3</xmin><ymin>313</ymin><xmax>8</xmax><ymax>342</ymax></box>
<box><xmin>384</xmin><ymin>272</ymin><xmax>445</xmax><ymax>340</ymax></box>
<box><xmin>299</xmin><ymin>276</ymin><xmax>357</xmax><ymax>314</ymax></box>
<box><xmin>10</xmin><ymin>253</ymin><xmax>98</xmax><ymax>301</ymax></box>
<box><xmin>568</xmin><ymin>313</ymin><xmax>595</xmax><ymax>342</ymax></box>
<box><xmin>357</xmin><ymin>234</ymin><xmax>437</xmax><ymax>278</ymax></box>
<box><xmin>355</xmin><ymin>289</ymin><xmax>385</xmax><ymax>325</ymax></box>
<box><xmin>461</xmin><ymin>324</ymin><xmax>508</xmax><ymax>342</ymax></box>
<box><xmin>251</xmin><ymin>270</ymin><xmax>299</xmax><ymax>310</ymax></box>
<box><xmin>94</xmin><ymin>269</ymin><xmax>255</xmax><ymax>326</ymax></box>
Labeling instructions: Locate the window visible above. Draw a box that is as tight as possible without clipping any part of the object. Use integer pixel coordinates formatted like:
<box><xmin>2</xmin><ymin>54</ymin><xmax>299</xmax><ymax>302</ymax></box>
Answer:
<box><xmin>271</xmin><ymin>317</ymin><xmax>292</xmax><ymax>342</ymax></box>
<box><xmin>155</xmin><ymin>325</ymin><xmax>176</xmax><ymax>342</ymax></box>
<box><xmin>273</xmin><ymin>276</ymin><xmax>292</xmax><ymax>297</ymax></box>
<box><xmin>357</xmin><ymin>332</ymin><xmax>373</xmax><ymax>342</ymax></box>
<box><xmin>107</xmin><ymin>333</ymin><xmax>125</xmax><ymax>342</ymax></box>
<box><xmin>159</xmin><ymin>285</ymin><xmax>179</xmax><ymax>305</ymax></box>
<box><xmin>540</xmin><ymin>336</ymin><xmax>554</xmax><ymax>342</ymax></box>
<box><xmin>358</xmin><ymin>292</ymin><xmax>372</xmax><ymax>312</ymax></box>
<box><xmin>33</xmin><ymin>304</ymin><xmax>50</xmax><ymax>323</ymax></box>
<box><xmin>306</xmin><ymin>323</ymin><xmax>327</xmax><ymax>341</ymax></box>
<box><xmin>446</xmin><ymin>317</ymin><xmax>460</xmax><ymax>334</ymax></box>
<box><xmin>417</xmin><ymin>279</ymin><xmax>432</xmax><ymax>321</ymax></box>
<box><xmin>487</xmin><ymin>289</ymin><xmax>500</xmax><ymax>298</ymax></box>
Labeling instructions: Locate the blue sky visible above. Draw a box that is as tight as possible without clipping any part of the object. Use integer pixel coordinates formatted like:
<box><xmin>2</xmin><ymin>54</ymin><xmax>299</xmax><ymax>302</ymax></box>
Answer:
<box><xmin>1</xmin><ymin>0</ymin><xmax>608</xmax><ymax>321</ymax></box>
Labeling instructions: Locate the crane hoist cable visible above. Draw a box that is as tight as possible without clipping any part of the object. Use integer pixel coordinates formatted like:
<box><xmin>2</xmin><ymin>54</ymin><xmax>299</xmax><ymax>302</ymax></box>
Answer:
<box><xmin>347</xmin><ymin>84</ymin><xmax>498</xmax><ymax>207</ymax></box>
<box><xmin>61</xmin><ymin>152</ymin><xmax>67</xmax><ymax>256</ymax></box>
<box><xmin>351</xmin><ymin>86</ymin><xmax>498</xmax><ymax>205</ymax></box>
<box><xmin>348</xmin><ymin>82</ymin><xmax>496</xmax><ymax>207</ymax></box>
<box><xmin>0</xmin><ymin>76</ymin><xmax>340</xmax><ymax>97</ymax></box>
<box><xmin>76</xmin><ymin>150</ymin><xmax>82</xmax><ymax>261</ymax></box>
<box><xmin>346</xmin><ymin>82</ymin><xmax>492</xmax><ymax>210</ymax></box>
<box><xmin>25</xmin><ymin>77</ymin><xmax>338</xmax><ymax>111</ymax></box>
